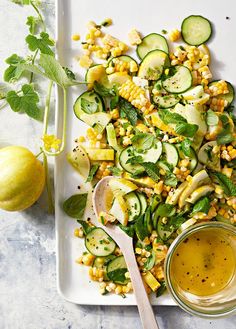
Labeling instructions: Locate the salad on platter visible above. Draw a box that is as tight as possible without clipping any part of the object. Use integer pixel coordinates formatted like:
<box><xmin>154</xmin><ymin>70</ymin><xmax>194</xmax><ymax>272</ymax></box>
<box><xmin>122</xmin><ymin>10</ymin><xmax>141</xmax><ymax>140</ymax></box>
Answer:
<box><xmin>63</xmin><ymin>15</ymin><xmax>236</xmax><ymax>298</ymax></box>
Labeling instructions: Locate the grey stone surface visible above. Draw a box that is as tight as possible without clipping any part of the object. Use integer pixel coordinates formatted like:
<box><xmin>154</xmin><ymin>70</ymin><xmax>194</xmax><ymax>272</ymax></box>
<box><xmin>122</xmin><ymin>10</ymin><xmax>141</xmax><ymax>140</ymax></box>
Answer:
<box><xmin>0</xmin><ymin>1</ymin><xmax>235</xmax><ymax>328</ymax></box>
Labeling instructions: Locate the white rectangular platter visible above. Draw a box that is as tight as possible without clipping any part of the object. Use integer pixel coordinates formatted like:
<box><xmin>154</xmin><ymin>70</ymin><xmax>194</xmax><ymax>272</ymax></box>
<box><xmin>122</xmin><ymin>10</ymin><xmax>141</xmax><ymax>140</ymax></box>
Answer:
<box><xmin>55</xmin><ymin>0</ymin><xmax>236</xmax><ymax>305</ymax></box>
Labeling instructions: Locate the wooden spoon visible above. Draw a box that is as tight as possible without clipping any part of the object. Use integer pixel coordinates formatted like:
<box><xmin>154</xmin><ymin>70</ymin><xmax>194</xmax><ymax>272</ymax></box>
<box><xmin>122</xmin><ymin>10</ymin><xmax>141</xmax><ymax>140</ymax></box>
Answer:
<box><xmin>93</xmin><ymin>176</ymin><xmax>159</xmax><ymax>329</ymax></box>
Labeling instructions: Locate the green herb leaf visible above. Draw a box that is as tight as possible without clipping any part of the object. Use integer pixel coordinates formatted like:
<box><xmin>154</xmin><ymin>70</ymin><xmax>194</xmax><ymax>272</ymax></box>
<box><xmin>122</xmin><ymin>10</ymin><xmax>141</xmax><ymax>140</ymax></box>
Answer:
<box><xmin>119</xmin><ymin>224</ymin><xmax>135</xmax><ymax>237</ymax></box>
<box><xmin>181</xmin><ymin>138</ymin><xmax>192</xmax><ymax>157</ymax></box>
<box><xmin>81</xmin><ymin>98</ymin><xmax>98</xmax><ymax>114</ymax></box>
<box><xmin>126</xmin><ymin>155</ymin><xmax>144</xmax><ymax>165</ymax></box>
<box><xmin>144</xmin><ymin>250</ymin><xmax>156</xmax><ymax>270</ymax></box>
<box><xmin>110</xmin><ymin>85</ymin><xmax>119</xmax><ymax>110</ymax></box>
<box><xmin>175</xmin><ymin>123</ymin><xmax>198</xmax><ymax>137</ymax></box>
<box><xmin>135</xmin><ymin>215</ymin><xmax>149</xmax><ymax>241</ymax></box>
<box><xmin>86</xmin><ymin>164</ymin><xmax>99</xmax><ymax>182</ymax></box>
<box><xmin>164</xmin><ymin>173</ymin><xmax>178</xmax><ymax>187</ymax></box>
<box><xmin>192</xmin><ymin>197</ymin><xmax>210</xmax><ymax>214</ymax></box>
<box><xmin>156</xmin><ymin>281</ymin><xmax>166</xmax><ymax>297</ymax></box>
<box><xmin>155</xmin><ymin>204</ymin><xmax>175</xmax><ymax>217</ymax></box>
<box><xmin>141</xmin><ymin>162</ymin><xmax>160</xmax><ymax>182</ymax></box>
<box><xmin>26</xmin><ymin>16</ymin><xmax>40</xmax><ymax>34</ymax></box>
<box><xmin>206</xmin><ymin>109</ymin><xmax>219</xmax><ymax>126</ymax></box>
<box><xmin>94</xmin><ymin>81</ymin><xmax>116</xmax><ymax>97</ymax></box>
<box><xmin>108</xmin><ymin>166</ymin><xmax>123</xmax><ymax>176</ymax></box>
<box><xmin>132</xmin><ymin>133</ymin><xmax>155</xmax><ymax>151</ymax></box>
<box><xmin>118</xmin><ymin>98</ymin><xmax>138</xmax><ymax>126</ymax></box>
<box><xmin>63</xmin><ymin>193</ymin><xmax>88</xmax><ymax>218</ymax></box>
<box><xmin>26</xmin><ymin>32</ymin><xmax>54</xmax><ymax>55</ymax></box>
<box><xmin>159</xmin><ymin>109</ymin><xmax>187</xmax><ymax>125</ymax></box>
<box><xmin>217</xmin><ymin>133</ymin><xmax>234</xmax><ymax>145</ymax></box>
<box><xmin>213</xmin><ymin>172</ymin><xmax>236</xmax><ymax>196</ymax></box>
<box><xmin>77</xmin><ymin>220</ymin><xmax>93</xmax><ymax>235</ymax></box>
<box><xmin>107</xmin><ymin>268</ymin><xmax>128</xmax><ymax>283</ymax></box>
<box><xmin>6</xmin><ymin>84</ymin><xmax>41</xmax><ymax>119</ymax></box>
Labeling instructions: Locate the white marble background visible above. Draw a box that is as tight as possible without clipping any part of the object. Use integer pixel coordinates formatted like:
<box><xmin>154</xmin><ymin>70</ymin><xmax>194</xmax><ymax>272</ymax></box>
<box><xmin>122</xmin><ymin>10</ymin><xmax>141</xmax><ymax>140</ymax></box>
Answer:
<box><xmin>0</xmin><ymin>1</ymin><xmax>235</xmax><ymax>328</ymax></box>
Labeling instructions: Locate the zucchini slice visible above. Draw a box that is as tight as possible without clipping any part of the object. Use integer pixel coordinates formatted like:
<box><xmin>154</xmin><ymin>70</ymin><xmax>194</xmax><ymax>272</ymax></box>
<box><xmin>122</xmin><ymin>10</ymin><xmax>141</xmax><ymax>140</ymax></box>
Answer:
<box><xmin>106</xmin><ymin>255</ymin><xmax>129</xmax><ymax>284</ymax></box>
<box><xmin>137</xmin><ymin>33</ymin><xmax>169</xmax><ymax>60</ymax></box>
<box><xmin>125</xmin><ymin>192</ymin><xmax>141</xmax><ymax>222</ymax></box>
<box><xmin>107</xmin><ymin>55</ymin><xmax>138</xmax><ymax>72</ymax></box>
<box><xmin>176</xmin><ymin>143</ymin><xmax>198</xmax><ymax>172</ymax></box>
<box><xmin>119</xmin><ymin>146</ymin><xmax>145</xmax><ymax>174</ymax></box>
<box><xmin>162</xmin><ymin>142</ymin><xmax>179</xmax><ymax>167</ymax></box>
<box><xmin>153</xmin><ymin>94</ymin><xmax>180</xmax><ymax>109</ymax></box>
<box><xmin>209</xmin><ymin>80</ymin><xmax>235</xmax><ymax>106</ymax></box>
<box><xmin>85</xmin><ymin>228</ymin><xmax>116</xmax><ymax>256</ymax></box>
<box><xmin>138</xmin><ymin>49</ymin><xmax>170</xmax><ymax>80</ymax></box>
<box><xmin>85</xmin><ymin>64</ymin><xmax>109</xmax><ymax>90</ymax></box>
<box><xmin>137</xmin><ymin>192</ymin><xmax>148</xmax><ymax>215</ymax></box>
<box><xmin>74</xmin><ymin>90</ymin><xmax>105</xmax><ymax>119</ymax></box>
<box><xmin>162</xmin><ymin>65</ymin><xmax>192</xmax><ymax>94</ymax></box>
<box><xmin>181</xmin><ymin>15</ymin><xmax>212</xmax><ymax>46</ymax></box>
<box><xmin>141</xmin><ymin>140</ymin><xmax>163</xmax><ymax>163</ymax></box>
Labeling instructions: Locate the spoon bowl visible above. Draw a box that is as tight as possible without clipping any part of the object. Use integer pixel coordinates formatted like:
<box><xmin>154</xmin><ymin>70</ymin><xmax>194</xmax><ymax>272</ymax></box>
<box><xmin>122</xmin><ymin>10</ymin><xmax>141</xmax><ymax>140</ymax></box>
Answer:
<box><xmin>93</xmin><ymin>176</ymin><xmax>159</xmax><ymax>329</ymax></box>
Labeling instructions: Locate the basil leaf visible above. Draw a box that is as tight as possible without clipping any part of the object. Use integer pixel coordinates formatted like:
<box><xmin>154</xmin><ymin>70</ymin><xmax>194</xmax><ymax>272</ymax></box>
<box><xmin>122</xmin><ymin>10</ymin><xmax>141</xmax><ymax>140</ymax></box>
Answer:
<box><xmin>94</xmin><ymin>81</ymin><xmax>116</xmax><ymax>97</ymax></box>
<box><xmin>77</xmin><ymin>220</ymin><xmax>93</xmax><ymax>235</ymax></box>
<box><xmin>141</xmin><ymin>162</ymin><xmax>160</xmax><ymax>182</ymax></box>
<box><xmin>63</xmin><ymin>193</ymin><xmax>88</xmax><ymax>218</ymax></box>
<box><xmin>81</xmin><ymin>98</ymin><xmax>98</xmax><ymax>114</ymax></box>
<box><xmin>108</xmin><ymin>268</ymin><xmax>127</xmax><ymax>283</ymax></box>
<box><xmin>192</xmin><ymin>197</ymin><xmax>210</xmax><ymax>214</ymax></box>
<box><xmin>155</xmin><ymin>204</ymin><xmax>176</xmax><ymax>217</ymax></box>
<box><xmin>86</xmin><ymin>164</ymin><xmax>99</xmax><ymax>182</ymax></box>
<box><xmin>144</xmin><ymin>251</ymin><xmax>156</xmax><ymax>270</ymax></box>
<box><xmin>213</xmin><ymin>172</ymin><xmax>236</xmax><ymax>196</ymax></box>
<box><xmin>175</xmin><ymin>123</ymin><xmax>198</xmax><ymax>137</ymax></box>
<box><xmin>119</xmin><ymin>224</ymin><xmax>135</xmax><ymax>237</ymax></box>
<box><xmin>164</xmin><ymin>173</ymin><xmax>178</xmax><ymax>187</ymax></box>
<box><xmin>159</xmin><ymin>109</ymin><xmax>187</xmax><ymax>124</ymax></box>
<box><xmin>132</xmin><ymin>133</ymin><xmax>155</xmax><ymax>151</ymax></box>
<box><xmin>108</xmin><ymin>166</ymin><xmax>123</xmax><ymax>176</ymax></box>
<box><xmin>206</xmin><ymin>110</ymin><xmax>219</xmax><ymax>126</ymax></box>
<box><xmin>118</xmin><ymin>98</ymin><xmax>138</xmax><ymax>126</ymax></box>
<box><xmin>181</xmin><ymin>138</ymin><xmax>192</xmax><ymax>157</ymax></box>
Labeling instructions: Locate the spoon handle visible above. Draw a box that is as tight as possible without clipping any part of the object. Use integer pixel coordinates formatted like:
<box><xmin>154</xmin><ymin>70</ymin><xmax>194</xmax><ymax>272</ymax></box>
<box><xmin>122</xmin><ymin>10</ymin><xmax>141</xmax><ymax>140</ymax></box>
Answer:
<box><xmin>123</xmin><ymin>247</ymin><xmax>159</xmax><ymax>329</ymax></box>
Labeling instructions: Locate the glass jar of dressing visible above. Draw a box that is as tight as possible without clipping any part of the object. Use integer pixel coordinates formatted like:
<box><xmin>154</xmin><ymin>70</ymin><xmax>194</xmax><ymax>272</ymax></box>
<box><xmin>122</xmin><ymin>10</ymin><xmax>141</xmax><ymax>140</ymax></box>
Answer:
<box><xmin>164</xmin><ymin>222</ymin><xmax>236</xmax><ymax>318</ymax></box>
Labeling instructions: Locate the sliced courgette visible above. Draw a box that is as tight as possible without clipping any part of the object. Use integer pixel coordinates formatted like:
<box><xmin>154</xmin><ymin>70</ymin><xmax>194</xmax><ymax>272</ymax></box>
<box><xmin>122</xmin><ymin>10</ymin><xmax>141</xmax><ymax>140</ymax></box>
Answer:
<box><xmin>119</xmin><ymin>146</ymin><xmax>145</xmax><ymax>174</ymax></box>
<box><xmin>85</xmin><ymin>228</ymin><xmax>116</xmax><ymax>256</ymax></box>
<box><xmin>107</xmin><ymin>55</ymin><xmax>138</xmax><ymax>72</ymax></box>
<box><xmin>141</xmin><ymin>140</ymin><xmax>163</xmax><ymax>163</ymax></box>
<box><xmin>181</xmin><ymin>15</ymin><xmax>212</xmax><ymax>46</ymax></box>
<box><xmin>138</xmin><ymin>49</ymin><xmax>170</xmax><ymax>80</ymax></box>
<box><xmin>106</xmin><ymin>255</ymin><xmax>129</xmax><ymax>284</ymax></box>
<box><xmin>162</xmin><ymin>65</ymin><xmax>192</xmax><ymax>94</ymax></box>
<box><xmin>153</xmin><ymin>94</ymin><xmax>180</xmax><ymax>109</ymax></box>
<box><xmin>137</xmin><ymin>192</ymin><xmax>148</xmax><ymax>215</ymax></box>
<box><xmin>198</xmin><ymin>141</ymin><xmax>221</xmax><ymax>171</ymax></box>
<box><xmin>125</xmin><ymin>192</ymin><xmax>141</xmax><ymax>222</ymax></box>
<box><xmin>162</xmin><ymin>142</ymin><xmax>179</xmax><ymax>167</ymax></box>
<box><xmin>176</xmin><ymin>143</ymin><xmax>198</xmax><ymax>172</ymax></box>
<box><xmin>74</xmin><ymin>90</ymin><xmax>105</xmax><ymax>118</ymax></box>
<box><xmin>85</xmin><ymin>64</ymin><xmax>109</xmax><ymax>90</ymax></box>
<box><xmin>157</xmin><ymin>217</ymin><xmax>174</xmax><ymax>241</ymax></box>
<box><xmin>137</xmin><ymin>33</ymin><xmax>169</xmax><ymax>60</ymax></box>
<box><xmin>209</xmin><ymin>80</ymin><xmax>235</xmax><ymax>107</ymax></box>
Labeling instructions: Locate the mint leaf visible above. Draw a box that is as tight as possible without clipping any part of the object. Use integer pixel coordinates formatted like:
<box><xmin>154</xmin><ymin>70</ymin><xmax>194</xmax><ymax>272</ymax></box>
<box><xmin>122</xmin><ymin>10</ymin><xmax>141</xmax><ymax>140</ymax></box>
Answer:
<box><xmin>94</xmin><ymin>81</ymin><xmax>116</xmax><ymax>97</ymax></box>
<box><xmin>86</xmin><ymin>164</ymin><xmax>99</xmax><ymax>182</ymax></box>
<box><xmin>107</xmin><ymin>268</ymin><xmax>127</xmax><ymax>283</ymax></box>
<box><xmin>213</xmin><ymin>172</ymin><xmax>236</xmax><ymax>196</ymax></box>
<box><xmin>63</xmin><ymin>193</ymin><xmax>88</xmax><ymax>218</ymax></box>
<box><xmin>132</xmin><ymin>133</ymin><xmax>154</xmax><ymax>151</ymax></box>
<box><xmin>6</xmin><ymin>84</ymin><xmax>41</xmax><ymax>120</ymax></box>
<box><xmin>192</xmin><ymin>197</ymin><xmax>210</xmax><ymax>214</ymax></box>
<box><xmin>206</xmin><ymin>110</ymin><xmax>219</xmax><ymax>126</ymax></box>
<box><xmin>135</xmin><ymin>215</ymin><xmax>149</xmax><ymax>241</ymax></box>
<box><xmin>217</xmin><ymin>133</ymin><xmax>234</xmax><ymax>145</ymax></box>
<box><xmin>26</xmin><ymin>16</ymin><xmax>40</xmax><ymax>34</ymax></box>
<box><xmin>110</xmin><ymin>85</ymin><xmax>119</xmax><ymax>109</ymax></box>
<box><xmin>155</xmin><ymin>204</ymin><xmax>175</xmax><ymax>217</ymax></box>
<box><xmin>159</xmin><ymin>109</ymin><xmax>187</xmax><ymax>124</ymax></box>
<box><xmin>141</xmin><ymin>162</ymin><xmax>160</xmax><ymax>182</ymax></box>
<box><xmin>175</xmin><ymin>122</ymin><xmax>198</xmax><ymax>137</ymax></box>
<box><xmin>81</xmin><ymin>98</ymin><xmax>98</xmax><ymax>114</ymax></box>
<box><xmin>119</xmin><ymin>224</ymin><xmax>135</xmax><ymax>237</ymax></box>
<box><xmin>26</xmin><ymin>32</ymin><xmax>54</xmax><ymax>55</ymax></box>
<box><xmin>108</xmin><ymin>166</ymin><xmax>123</xmax><ymax>176</ymax></box>
<box><xmin>118</xmin><ymin>98</ymin><xmax>138</xmax><ymax>126</ymax></box>
<box><xmin>181</xmin><ymin>138</ymin><xmax>192</xmax><ymax>157</ymax></box>
<box><xmin>164</xmin><ymin>173</ymin><xmax>178</xmax><ymax>187</ymax></box>
<box><xmin>126</xmin><ymin>155</ymin><xmax>144</xmax><ymax>165</ymax></box>
<box><xmin>144</xmin><ymin>250</ymin><xmax>156</xmax><ymax>270</ymax></box>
